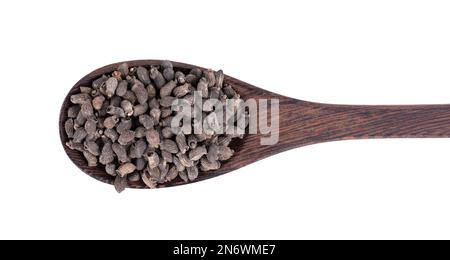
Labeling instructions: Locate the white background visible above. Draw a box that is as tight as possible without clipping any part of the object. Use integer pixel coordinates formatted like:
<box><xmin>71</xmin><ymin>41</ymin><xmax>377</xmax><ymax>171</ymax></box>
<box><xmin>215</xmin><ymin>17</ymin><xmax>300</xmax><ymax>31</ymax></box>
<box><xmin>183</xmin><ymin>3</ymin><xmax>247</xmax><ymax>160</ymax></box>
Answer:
<box><xmin>1</xmin><ymin>0</ymin><xmax>450</xmax><ymax>239</ymax></box>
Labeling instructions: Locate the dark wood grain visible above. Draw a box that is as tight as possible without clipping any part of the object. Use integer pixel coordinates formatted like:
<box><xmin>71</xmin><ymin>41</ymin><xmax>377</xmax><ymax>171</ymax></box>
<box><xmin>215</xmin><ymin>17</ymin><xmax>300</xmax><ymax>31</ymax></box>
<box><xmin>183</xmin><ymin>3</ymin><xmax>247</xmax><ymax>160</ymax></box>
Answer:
<box><xmin>59</xmin><ymin>60</ymin><xmax>450</xmax><ymax>189</ymax></box>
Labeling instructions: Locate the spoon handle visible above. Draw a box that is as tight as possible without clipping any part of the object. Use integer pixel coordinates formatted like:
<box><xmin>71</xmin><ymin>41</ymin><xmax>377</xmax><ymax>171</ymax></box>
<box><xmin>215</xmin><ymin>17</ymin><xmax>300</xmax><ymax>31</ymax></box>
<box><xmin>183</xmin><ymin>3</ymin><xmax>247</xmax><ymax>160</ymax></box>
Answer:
<box><xmin>279</xmin><ymin>101</ymin><xmax>450</xmax><ymax>147</ymax></box>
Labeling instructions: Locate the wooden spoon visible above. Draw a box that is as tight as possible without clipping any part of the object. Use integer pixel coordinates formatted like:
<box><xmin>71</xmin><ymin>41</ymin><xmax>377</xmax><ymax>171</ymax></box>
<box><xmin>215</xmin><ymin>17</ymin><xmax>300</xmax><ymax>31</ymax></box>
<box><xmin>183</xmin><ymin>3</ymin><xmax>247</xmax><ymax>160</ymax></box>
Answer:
<box><xmin>59</xmin><ymin>60</ymin><xmax>450</xmax><ymax>188</ymax></box>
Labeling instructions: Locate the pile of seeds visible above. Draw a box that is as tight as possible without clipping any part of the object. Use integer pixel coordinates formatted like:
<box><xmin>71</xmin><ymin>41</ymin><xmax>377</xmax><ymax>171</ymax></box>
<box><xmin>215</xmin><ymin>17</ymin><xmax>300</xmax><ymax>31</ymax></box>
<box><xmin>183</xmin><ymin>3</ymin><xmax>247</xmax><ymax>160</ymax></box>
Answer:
<box><xmin>64</xmin><ymin>61</ymin><xmax>244</xmax><ymax>192</ymax></box>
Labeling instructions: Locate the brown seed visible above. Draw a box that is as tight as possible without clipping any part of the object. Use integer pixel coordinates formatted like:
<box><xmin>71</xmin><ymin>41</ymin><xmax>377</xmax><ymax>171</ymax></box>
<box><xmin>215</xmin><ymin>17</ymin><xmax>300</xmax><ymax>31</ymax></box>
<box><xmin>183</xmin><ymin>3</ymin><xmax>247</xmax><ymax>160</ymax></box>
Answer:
<box><xmin>204</xmin><ymin>113</ymin><xmax>221</xmax><ymax>133</ymax></box>
<box><xmin>160</xmin><ymin>108</ymin><xmax>172</xmax><ymax>118</ymax></box>
<box><xmin>161</xmin><ymin>116</ymin><xmax>174</xmax><ymax>127</ymax></box>
<box><xmin>200</xmin><ymin>157</ymin><xmax>221</xmax><ymax>171</ymax></box>
<box><xmin>161</xmin><ymin>60</ymin><xmax>173</xmax><ymax>69</ymax></box>
<box><xmin>204</xmin><ymin>69</ymin><xmax>216</xmax><ymax>88</ymax></box>
<box><xmin>158</xmin><ymin>163</ymin><xmax>169</xmax><ymax>183</ymax></box>
<box><xmin>83</xmin><ymin>151</ymin><xmax>98</xmax><ymax>167</ymax></box>
<box><xmin>147</xmin><ymin>84</ymin><xmax>156</xmax><ymax>98</ymax></box>
<box><xmin>136</xmin><ymin>66</ymin><xmax>151</xmax><ymax>85</ymax></box>
<box><xmin>120</xmin><ymin>100</ymin><xmax>134</xmax><ymax>116</ymax></box>
<box><xmin>160</xmin><ymin>80</ymin><xmax>177</xmax><ymax>97</ymax></box>
<box><xmin>147</xmin><ymin>151</ymin><xmax>160</xmax><ymax>169</ymax></box>
<box><xmin>223</xmin><ymin>85</ymin><xmax>237</xmax><ymax>98</ymax></box>
<box><xmin>84</xmin><ymin>141</ymin><xmax>100</xmax><ymax>156</ymax></box>
<box><xmin>67</xmin><ymin>105</ymin><xmax>81</xmax><ymax>118</ymax></box>
<box><xmin>65</xmin><ymin>119</ymin><xmax>74</xmax><ymax>138</ymax></box>
<box><xmin>128</xmin><ymin>144</ymin><xmax>137</xmax><ymax>159</ymax></box>
<box><xmin>104</xmin><ymin>128</ymin><xmax>119</xmax><ymax>142</ymax></box>
<box><xmin>206</xmin><ymin>143</ymin><xmax>219</xmax><ymax>162</ymax></box>
<box><xmin>189</xmin><ymin>145</ymin><xmax>207</xmax><ymax>161</ymax></box>
<box><xmin>117</xmin><ymin>63</ymin><xmax>129</xmax><ymax>77</ymax></box>
<box><xmin>116</xmin><ymin>80</ymin><xmax>128</xmax><ymax>96</ymax></box>
<box><xmin>160</xmin><ymin>139</ymin><xmax>179</xmax><ymax>154</ymax></box>
<box><xmin>115</xmin><ymin>118</ymin><xmax>132</xmax><ymax>134</ymax></box>
<box><xmin>162</xmin><ymin>127</ymin><xmax>174</xmax><ymax>139</ymax></box>
<box><xmin>197</xmin><ymin>77</ymin><xmax>209</xmax><ymax>98</ymax></box>
<box><xmin>123</xmin><ymin>90</ymin><xmax>137</xmax><ymax>104</ymax></box>
<box><xmin>149</xmin><ymin>108</ymin><xmax>161</xmax><ymax>122</ymax></box>
<box><xmin>161</xmin><ymin>150</ymin><xmax>173</xmax><ymax>163</ymax></box>
<box><xmin>90</xmin><ymin>89</ymin><xmax>99</xmax><ymax>96</ymax></box>
<box><xmin>79</xmin><ymin>86</ymin><xmax>92</xmax><ymax>94</ymax></box>
<box><xmin>147</xmin><ymin>165</ymin><xmax>161</xmax><ymax>181</ymax></box>
<box><xmin>179</xmin><ymin>170</ymin><xmax>188</xmax><ymax>182</ymax></box>
<box><xmin>112</xmin><ymin>143</ymin><xmax>129</xmax><ymax>163</ymax></box>
<box><xmin>141</xmin><ymin>171</ymin><xmax>157</xmax><ymax>188</ymax></box>
<box><xmin>104</xmin><ymin>77</ymin><xmax>118</xmax><ymax>98</ymax></box>
<box><xmin>217</xmin><ymin>146</ymin><xmax>234</xmax><ymax>161</ymax></box>
<box><xmin>92</xmin><ymin>95</ymin><xmax>105</xmax><ymax>110</ymax></box>
<box><xmin>103</xmin><ymin>115</ymin><xmax>119</xmax><ymax>129</ymax></box>
<box><xmin>135</xmin><ymin>157</ymin><xmax>147</xmax><ymax>171</ymax></box>
<box><xmin>80</xmin><ymin>101</ymin><xmax>94</xmax><ymax>119</ymax></box>
<box><xmin>196</xmin><ymin>133</ymin><xmax>213</xmax><ymax>142</ymax></box>
<box><xmin>183</xmin><ymin>94</ymin><xmax>195</xmax><ymax>105</ymax></box>
<box><xmin>96</xmin><ymin>117</ymin><xmax>105</xmax><ymax>129</ymax></box>
<box><xmin>160</xmin><ymin>96</ymin><xmax>176</xmax><ymax>107</ymax></box>
<box><xmin>175</xmin><ymin>71</ymin><xmax>186</xmax><ymax>84</ymax></box>
<box><xmin>163</xmin><ymin>67</ymin><xmax>175</xmax><ymax>81</ymax></box>
<box><xmin>186</xmin><ymin>166</ymin><xmax>199</xmax><ymax>181</ymax></box>
<box><xmin>215</xmin><ymin>70</ymin><xmax>224</xmax><ymax>89</ymax></box>
<box><xmin>129</xmin><ymin>68</ymin><xmax>138</xmax><ymax>77</ymax></box>
<box><xmin>185</xmin><ymin>74</ymin><xmax>198</xmax><ymax>84</ymax></box>
<box><xmin>117</xmin><ymin>162</ymin><xmax>136</xmax><ymax>177</ymax></box>
<box><xmin>99</xmin><ymin>142</ymin><xmax>114</xmax><ymax>165</ymax></box>
<box><xmin>134</xmin><ymin>126</ymin><xmax>147</xmax><ymax>139</ymax></box>
<box><xmin>133</xmin><ymin>103</ymin><xmax>148</xmax><ymax>116</ymax></box>
<box><xmin>84</xmin><ymin>118</ymin><xmax>97</xmax><ymax>136</ymax></box>
<box><xmin>173</xmin><ymin>156</ymin><xmax>185</xmax><ymax>172</ymax></box>
<box><xmin>109</xmin><ymin>96</ymin><xmax>121</xmax><ymax>107</ymax></box>
<box><xmin>209</xmin><ymin>87</ymin><xmax>221</xmax><ymax>99</ymax></box>
<box><xmin>133</xmin><ymin>139</ymin><xmax>147</xmax><ymax>158</ymax></box>
<box><xmin>175</xmin><ymin>133</ymin><xmax>189</xmax><ymax>154</ymax></box>
<box><xmin>92</xmin><ymin>75</ymin><xmax>108</xmax><ymax>89</ymax></box>
<box><xmin>173</xmin><ymin>83</ymin><xmax>191</xmax><ymax>97</ymax></box>
<box><xmin>166</xmin><ymin>166</ymin><xmax>178</xmax><ymax>182</ymax></box>
<box><xmin>70</xmin><ymin>93</ymin><xmax>91</xmax><ymax>104</ymax></box>
<box><xmin>66</xmin><ymin>140</ymin><xmax>84</xmax><ymax>152</ymax></box>
<box><xmin>148</xmin><ymin>98</ymin><xmax>159</xmax><ymax>109</ymax></box>
<box><xmin>105</xmin><ymin>163</ymin><xmax>116</xmax><ymax>176</ymax></box>
<box><xmin>98</xmin><ymin>100</ymin><xmax>110</xmax><ymax>117</ymax></box>
<box><xmin>146</xmin><ymin>129</ymin><xmax>160</xmax><ymax>148</ymax></box>
<box><xmin>187</xmin><ymin>135</ymin><xmax>198</xmax><ymax>149</ymax></box>
<box><xmin>139</xmin><ymin>114</ymin><xmax>154</xmax><ymax>129</ymax></box>
<box><xmin>114</xmin><ymin>175</ymin><xmax>127</xmax><ymax>193</ymax></box>
<box><xmin>131</xmin><ymin>80</ymin><xmax>148</xmax><ymax>104</ymax></box>
<box><xmin>112</xmin><ymin>70</ymin><xmax>122</xmax><ymax>80</ymax></box>
<box><xmin>128</xmin><ymin>172</ymin><xmax>141</xmax><ymax>182</ymax></box>
<box><xmin>149</xmin><ymin>66</ymin><xmax>165</xmax><ymax>88</ymax></box>
<box><xmin>190</xmin><ymin>68</ymin><xmax>202</xmax><ymax>78</ymax></box>
<box><xmin>118</xmin><ymin>130</ymin><xmax>135</xmax><ymax>145</ymax></box>
<box><xmin>106</xmin><ymin>105</ymin><xmax>125</xmax><ymax>118</ymax></box>
<box><xmin>218</xmin><ymin>135</ymin><xmax>232</xmax><ymax>146</ymax></box>
<box><xmin>85</xmin><ymin>131</ymin><xmax>101</xmax><ymax>142</ymax></box>
<box><xmin>72</xmin><ymin>128</ymin><xmax>87</xmax><ymax>143</ymax></box>
<box><xmin>177</xmin><ymin>153</ymin><xmax>194</xmax><ymax>167</ymax></box>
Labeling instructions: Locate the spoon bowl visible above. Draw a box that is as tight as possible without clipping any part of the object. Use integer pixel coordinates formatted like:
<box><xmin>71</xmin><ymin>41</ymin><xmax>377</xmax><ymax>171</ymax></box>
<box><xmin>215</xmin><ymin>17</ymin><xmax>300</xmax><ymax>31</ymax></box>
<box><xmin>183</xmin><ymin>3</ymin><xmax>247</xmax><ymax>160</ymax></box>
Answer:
<box><xmin>60</xmin><ymin>60</ymin><xmax>450</xmax><ymax>189</ymax></box>
<box><xmin>60</xmin><ymin>60</ymin><xmax>279</xmax><ymax>188</ymax></box>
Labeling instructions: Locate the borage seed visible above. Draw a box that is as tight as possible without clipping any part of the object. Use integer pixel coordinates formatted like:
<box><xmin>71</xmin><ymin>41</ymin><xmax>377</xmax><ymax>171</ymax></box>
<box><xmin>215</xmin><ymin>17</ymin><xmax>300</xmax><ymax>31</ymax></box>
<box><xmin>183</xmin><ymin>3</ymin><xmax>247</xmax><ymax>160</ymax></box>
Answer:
<box><xmin>117</xmin><ymin>162</ymin><xmax>136</xmax><ymax>177</ymax></box>
<box><xmin>65</xmin><ymin>119</ymin><xmax>74</xmax><ymax>138</ymax></box>
<box><xmin>118</xmin><ymin>130</ymin><xmax>135</xmax><ymax>145</ymax></box>
<box><xmin>136</xmin><ymin>66</ymin><xmax>151</xmax><ymax>85</ymax></box>
<box><xmin>160</xmin><ymin>139</ymin><xmax>178</xmax><ymax>154</ymax></box>
<box><xmin>65</xmin><ymin>61</ymin><xmax>244</xmax><ymax>192</ymax></box>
